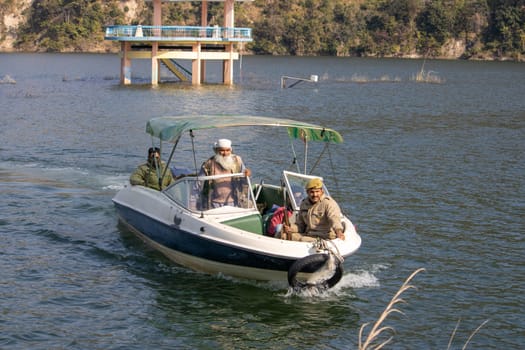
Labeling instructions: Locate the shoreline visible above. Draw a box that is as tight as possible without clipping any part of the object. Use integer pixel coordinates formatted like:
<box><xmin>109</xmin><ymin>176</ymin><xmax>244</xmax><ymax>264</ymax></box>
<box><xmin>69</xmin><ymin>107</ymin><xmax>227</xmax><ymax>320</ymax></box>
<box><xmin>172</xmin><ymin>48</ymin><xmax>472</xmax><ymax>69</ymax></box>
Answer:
<box><xmin>0</xmin><ymin>49</ymin><xmax>522</xmax><ymax>62</ymax></box>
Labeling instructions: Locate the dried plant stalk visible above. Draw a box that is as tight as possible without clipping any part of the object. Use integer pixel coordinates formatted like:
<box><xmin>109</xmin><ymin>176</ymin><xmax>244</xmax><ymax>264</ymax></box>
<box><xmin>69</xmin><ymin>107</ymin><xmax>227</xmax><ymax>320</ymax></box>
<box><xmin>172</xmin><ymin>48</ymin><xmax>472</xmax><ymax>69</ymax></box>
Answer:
<box><xmin>358</xmin><ymin>268</ymin><xmax>425</xmax><ymax>350</ymax></box>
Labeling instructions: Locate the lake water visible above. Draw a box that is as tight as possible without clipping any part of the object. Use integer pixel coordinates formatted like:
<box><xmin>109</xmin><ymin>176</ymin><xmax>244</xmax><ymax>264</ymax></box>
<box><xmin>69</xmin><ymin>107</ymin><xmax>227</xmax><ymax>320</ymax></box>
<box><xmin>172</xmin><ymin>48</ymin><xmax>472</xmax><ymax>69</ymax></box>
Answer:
<box><xmin>1</xmin><ymin>53</ymin><xmax>524</xmax><ymax>349</ymax></box>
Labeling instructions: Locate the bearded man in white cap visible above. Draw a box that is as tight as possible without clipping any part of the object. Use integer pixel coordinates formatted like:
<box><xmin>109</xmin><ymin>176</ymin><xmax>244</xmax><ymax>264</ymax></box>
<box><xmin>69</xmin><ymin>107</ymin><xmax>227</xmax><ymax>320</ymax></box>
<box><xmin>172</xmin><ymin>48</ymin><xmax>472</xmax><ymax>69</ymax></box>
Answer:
<box><xmin>199</xmin><ymin>139</ymin><xmax>251</xmax><ymax>208</ymax></box>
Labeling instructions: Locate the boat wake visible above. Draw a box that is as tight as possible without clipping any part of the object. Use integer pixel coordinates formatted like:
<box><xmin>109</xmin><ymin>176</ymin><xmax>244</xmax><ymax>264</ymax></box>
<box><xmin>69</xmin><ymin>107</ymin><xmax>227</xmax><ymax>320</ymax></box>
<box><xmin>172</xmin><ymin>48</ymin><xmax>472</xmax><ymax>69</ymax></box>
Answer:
<box><xmin>283</xmin><ymin>268</ymin><xmax>381</xmax><ymax>298</ymax></box>
<box><xmin>0</xmin><ymin>161</ymin><xmax>129</xmax><ymax>193</ymax></box>
<box><xmin>339</xmin><ymin>268</ymin><xmax>382</xmax><ymax>289</ymax></box>
<box><xmin>0</xmin><ymin>74</ymin><xmax>16</xmax><ymax>84</ymax></box>
<box><xmin>214</xmin><ymin>264</ymin><xmax>383</xmax><ymax>300</ymax></box>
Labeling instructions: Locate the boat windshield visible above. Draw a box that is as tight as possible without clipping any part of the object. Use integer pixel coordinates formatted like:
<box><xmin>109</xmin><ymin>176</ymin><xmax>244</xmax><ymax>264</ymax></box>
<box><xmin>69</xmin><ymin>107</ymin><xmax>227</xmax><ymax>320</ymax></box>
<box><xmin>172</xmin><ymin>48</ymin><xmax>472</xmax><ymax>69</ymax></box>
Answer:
<box><xmin>283</xmin><ymin>171</ymin><xmax>330</xmax><ymax>211</ymax></box>
<box><xmin>163</xmin><ymin>173</ymin><xmax>256</xmax><ymax>212</ymax></box>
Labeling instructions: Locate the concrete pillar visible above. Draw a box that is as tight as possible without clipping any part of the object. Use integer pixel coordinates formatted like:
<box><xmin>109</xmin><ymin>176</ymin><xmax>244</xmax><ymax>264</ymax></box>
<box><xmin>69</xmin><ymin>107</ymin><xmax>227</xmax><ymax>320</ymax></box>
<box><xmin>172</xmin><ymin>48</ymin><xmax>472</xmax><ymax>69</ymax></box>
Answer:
<box><xmin>153</xmin><ymin>0</ymin><xmax>162</xmax><ymax>26</ymax></box>
<box><xmin>192</xmin><ymin>43</ymin><xmax>201</xmax><ymax>85</ymax></box>
<box><xmin>201</xmin><ymin>1</ymin><xmax>207</xmax><ymax>83</ymax></box>
<box><xmin>121</xmin><ymin>41</ymin><xmax>131</xmax><ymax>85</ymax></box>
<box><xmin>224</xmin><ymin>0</ymin><xmax>234</xmax><ymax>28</ymax></box>
<box><xmin>151</xmin><ymin>42</ymin><xmax>159</xmax><ymax>85</ymax></box>
<box><xmin>200</xmin><ymin>59</ymin><xmax>206</xmax><ymax>84</ymax></box>
<box><xmin>223</xmin><ymin>0</ymin><xmax>235</xmax><ymax>85</ymax></box>
<box><xmin>151</xmin><ymin>0</ymin><xmax>161</xmax><ymax>85</ymax></box>
<box><xmin>201</xmin><ymin>1</ymin><xmax>208</xmax><ymax>26</ymax></box>
<box><xmin>223</xmin><ymin>43</ymin><xmax>234</xmax><ymax>85</ymax></box>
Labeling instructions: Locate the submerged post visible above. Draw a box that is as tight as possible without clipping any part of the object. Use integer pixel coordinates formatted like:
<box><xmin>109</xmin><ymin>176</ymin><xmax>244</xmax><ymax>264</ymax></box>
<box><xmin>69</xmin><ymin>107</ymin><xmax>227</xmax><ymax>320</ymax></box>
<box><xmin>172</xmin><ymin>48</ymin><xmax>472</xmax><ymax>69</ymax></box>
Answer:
<box><xmin>281</xmin><ymin>75</ymin><xmax>319</xmax><ymax>88</ymax></box>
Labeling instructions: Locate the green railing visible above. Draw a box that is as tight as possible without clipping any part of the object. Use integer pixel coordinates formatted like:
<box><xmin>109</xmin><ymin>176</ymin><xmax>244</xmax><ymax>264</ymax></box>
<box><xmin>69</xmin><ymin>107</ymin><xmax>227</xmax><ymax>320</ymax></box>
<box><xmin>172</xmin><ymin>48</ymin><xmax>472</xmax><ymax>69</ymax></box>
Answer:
<box><xmin>105</xmin><ymin>25</ymin><xmax>252</xmax><ymax>42</ymax></box>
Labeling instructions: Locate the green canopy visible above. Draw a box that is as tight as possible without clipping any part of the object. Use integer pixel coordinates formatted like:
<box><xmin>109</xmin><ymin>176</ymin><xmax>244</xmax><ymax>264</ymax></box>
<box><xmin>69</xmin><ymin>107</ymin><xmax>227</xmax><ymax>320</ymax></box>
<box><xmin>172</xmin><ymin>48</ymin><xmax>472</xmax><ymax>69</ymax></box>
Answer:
<box><xmin>145</xmin><ymin>115</ymin><xmax>343</xmax><ymax>143</ymax></box>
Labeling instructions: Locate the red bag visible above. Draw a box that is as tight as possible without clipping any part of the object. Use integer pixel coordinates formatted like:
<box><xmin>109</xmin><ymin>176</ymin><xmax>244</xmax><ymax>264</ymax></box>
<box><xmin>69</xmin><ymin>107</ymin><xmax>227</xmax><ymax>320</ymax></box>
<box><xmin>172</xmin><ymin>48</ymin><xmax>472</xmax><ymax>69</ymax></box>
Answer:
<box><xmin>266</xmin><ymin>206</ymin><xmax>292</xmax><ymax>237</ymax></box>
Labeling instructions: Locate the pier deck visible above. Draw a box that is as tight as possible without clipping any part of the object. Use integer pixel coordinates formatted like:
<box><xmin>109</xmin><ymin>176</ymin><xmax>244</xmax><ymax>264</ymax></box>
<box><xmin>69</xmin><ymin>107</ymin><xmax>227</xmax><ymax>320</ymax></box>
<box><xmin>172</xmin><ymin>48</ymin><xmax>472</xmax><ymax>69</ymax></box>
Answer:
<box><xmin>104</xmin><ymin>25</ymin><xmax>252</xmax><ymax>85</ymax></box>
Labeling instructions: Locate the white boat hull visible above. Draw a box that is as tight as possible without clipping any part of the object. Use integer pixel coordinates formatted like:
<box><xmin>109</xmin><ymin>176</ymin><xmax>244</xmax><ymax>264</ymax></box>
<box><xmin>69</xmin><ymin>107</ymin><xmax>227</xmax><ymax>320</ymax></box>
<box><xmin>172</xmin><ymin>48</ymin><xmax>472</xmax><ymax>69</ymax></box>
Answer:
<box><xmin>113</xmin><ymin>184</ymin><xmax>361</xmax><ymax>282</ymax></box>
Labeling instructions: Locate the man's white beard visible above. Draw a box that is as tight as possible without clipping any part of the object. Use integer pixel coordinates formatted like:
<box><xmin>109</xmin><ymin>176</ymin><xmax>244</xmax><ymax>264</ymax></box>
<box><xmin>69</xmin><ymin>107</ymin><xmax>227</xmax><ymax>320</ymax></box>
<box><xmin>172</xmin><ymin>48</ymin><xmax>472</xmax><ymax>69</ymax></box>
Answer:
<box><xmin>214</xmin><ymin>154</ymin><xmax>236</xmax><ymax>171</ymax></box>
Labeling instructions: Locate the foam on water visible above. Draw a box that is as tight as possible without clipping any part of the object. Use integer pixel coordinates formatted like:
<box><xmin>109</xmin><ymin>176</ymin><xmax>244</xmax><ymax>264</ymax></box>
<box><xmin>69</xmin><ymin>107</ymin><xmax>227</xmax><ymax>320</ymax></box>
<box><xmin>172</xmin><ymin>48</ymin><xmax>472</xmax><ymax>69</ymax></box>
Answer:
<box><xmin>1</xmin><ymin>160</ymin><xmax>128</xmax><ymax>193</ymax></box>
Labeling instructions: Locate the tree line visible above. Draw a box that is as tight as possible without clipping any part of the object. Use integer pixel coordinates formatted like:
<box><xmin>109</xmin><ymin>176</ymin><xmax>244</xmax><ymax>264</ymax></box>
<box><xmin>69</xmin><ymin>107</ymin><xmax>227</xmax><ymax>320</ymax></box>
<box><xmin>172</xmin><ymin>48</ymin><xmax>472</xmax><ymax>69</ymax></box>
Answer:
<box><xmin>3</xmin><ymin>0</ymin><xmax>524</xmax><ymax>59</ymax></box>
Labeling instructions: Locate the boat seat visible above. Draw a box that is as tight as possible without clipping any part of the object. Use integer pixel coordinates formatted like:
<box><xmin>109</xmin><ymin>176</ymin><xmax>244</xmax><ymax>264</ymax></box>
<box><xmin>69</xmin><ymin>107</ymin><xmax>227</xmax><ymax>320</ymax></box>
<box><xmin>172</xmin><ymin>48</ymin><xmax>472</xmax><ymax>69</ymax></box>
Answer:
<box><xmin>254</xmin><ymin>184</ymin><xmax>285</xmax><ymax>214</ymax></box>
<box><xmin>222</xmin><ymin>213</ymin><xmax>264</xmax><ymax>235</ymax></box>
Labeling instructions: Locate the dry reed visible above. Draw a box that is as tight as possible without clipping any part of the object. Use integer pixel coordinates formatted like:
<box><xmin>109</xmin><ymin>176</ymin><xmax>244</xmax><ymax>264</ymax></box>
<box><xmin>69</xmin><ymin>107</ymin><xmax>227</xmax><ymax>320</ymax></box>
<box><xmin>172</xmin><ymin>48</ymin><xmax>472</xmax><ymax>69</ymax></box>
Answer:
<box><xmin>411</xmin><ymin>69</ymin><xmax>445</xmax><ymax>84</ymax></box>
<box><xmin>447</xmin><ymin>318</ymin><xmax>490</xmax><ymax>350</ymax></box>
<box><xmin>411</xmin><ymin>58</ymin><xmax>445</xmax><ymax>84</ymax></box>
<box><xmin>351</xmin><ymin>74</ymin><xmax>402</xmax><ymax>83</ymax></box>
<box><xmin>358</xmin><ymin>268</ymin><xmax>425</xmax><ymax>350</ymax></box>
<box><xmin>358</xmin><ymin>268</ymin><xmax>488</xmax><ymax>350</ymax></box>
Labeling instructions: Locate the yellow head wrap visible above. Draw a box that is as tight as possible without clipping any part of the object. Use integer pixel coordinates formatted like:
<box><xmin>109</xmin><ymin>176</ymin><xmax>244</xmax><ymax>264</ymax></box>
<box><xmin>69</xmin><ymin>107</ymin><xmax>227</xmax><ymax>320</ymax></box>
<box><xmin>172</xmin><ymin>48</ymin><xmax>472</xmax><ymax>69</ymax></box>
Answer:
<box><xmin>305</xmin><ymin>178</ymin><xmax>323</xmax><ymax>190</ymax></box>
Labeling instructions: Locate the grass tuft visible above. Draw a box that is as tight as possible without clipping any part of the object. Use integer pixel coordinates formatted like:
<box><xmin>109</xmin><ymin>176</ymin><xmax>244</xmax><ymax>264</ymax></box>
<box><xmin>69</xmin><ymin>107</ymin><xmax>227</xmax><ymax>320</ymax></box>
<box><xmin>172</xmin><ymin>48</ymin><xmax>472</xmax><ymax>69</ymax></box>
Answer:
<box><xmin>358</xmin><ymin>268</ymin><xmax>425</xmax><ymax>350</ymax></box>
<box><xmin>358</xmin><ymin>268</ymin><xmax>488</xmax><ymax>349</ymax></box>
<box><xmin>351</xmin><ymin>74</ymin><xmax>402</xmax><ymax>83</ymax></box>
<box><xmin>447</xmin><ymin>318</ymin><xmax>490</xmax><ymax>350</ymax></box>
<box><xmin>411</xmin><ymin>69</ymin><xmax>445</xmax><ymax>84</ymax></box>
<box><xmin>411</xmin><ymin>58</ymin><xmax>445</xmax><ymax>84</ymax></box>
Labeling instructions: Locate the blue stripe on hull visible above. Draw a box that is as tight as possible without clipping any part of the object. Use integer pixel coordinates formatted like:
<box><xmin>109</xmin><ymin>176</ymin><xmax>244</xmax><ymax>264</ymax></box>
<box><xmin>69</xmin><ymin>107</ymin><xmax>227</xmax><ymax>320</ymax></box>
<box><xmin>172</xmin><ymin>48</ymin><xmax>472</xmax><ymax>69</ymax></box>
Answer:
<box><xmin>115</xmin><ymin>204</ymin><xmax>293</xmax><ymax>272</ymax></box>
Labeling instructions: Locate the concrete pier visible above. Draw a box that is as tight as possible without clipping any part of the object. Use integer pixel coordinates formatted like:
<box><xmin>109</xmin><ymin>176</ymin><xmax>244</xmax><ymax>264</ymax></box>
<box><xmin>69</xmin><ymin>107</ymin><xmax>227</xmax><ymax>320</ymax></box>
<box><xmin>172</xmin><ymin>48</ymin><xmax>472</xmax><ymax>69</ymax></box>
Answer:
<box><xmin>104</xmin><ymin>0</ymin><xmax>252</xmax><ymax>86</ymax></box>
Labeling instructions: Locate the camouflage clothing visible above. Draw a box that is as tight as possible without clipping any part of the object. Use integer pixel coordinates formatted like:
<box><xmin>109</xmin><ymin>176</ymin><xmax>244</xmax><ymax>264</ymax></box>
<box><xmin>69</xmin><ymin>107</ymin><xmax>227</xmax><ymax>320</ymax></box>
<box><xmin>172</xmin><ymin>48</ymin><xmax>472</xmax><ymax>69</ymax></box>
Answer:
<box><xmin>129</xmin><ymin>160</ymin><xmax>174</xmax><ymax>191</ymax></box>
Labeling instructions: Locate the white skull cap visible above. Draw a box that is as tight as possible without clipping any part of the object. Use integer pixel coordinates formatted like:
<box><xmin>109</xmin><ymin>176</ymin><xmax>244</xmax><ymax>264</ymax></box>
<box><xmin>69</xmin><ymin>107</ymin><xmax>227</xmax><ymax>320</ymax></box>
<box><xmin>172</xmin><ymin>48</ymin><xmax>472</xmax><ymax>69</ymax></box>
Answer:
<box><xmin>214</xmin><ymin>139</ymin><xmax>232</xmax><ymax>149</ymax></box>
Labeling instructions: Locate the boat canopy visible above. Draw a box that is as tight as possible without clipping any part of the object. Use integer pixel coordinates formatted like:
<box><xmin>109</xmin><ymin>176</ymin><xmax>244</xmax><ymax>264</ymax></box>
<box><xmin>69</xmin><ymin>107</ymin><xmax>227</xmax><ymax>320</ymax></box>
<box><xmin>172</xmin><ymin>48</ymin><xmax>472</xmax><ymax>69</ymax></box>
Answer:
<box><xmin>146</xmin><ymin>115</ymin><xmax>343</xmax><ymax>144</ymax></box>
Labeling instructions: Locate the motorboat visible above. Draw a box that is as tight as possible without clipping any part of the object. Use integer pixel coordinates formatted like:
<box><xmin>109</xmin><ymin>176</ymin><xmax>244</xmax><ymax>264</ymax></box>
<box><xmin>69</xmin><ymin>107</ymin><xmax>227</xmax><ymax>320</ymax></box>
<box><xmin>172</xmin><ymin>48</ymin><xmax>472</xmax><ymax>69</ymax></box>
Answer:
<box><xmin>112</xmin><ymin>115</ymin><xmax>361</xmax><ymax>289</ymax></box>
